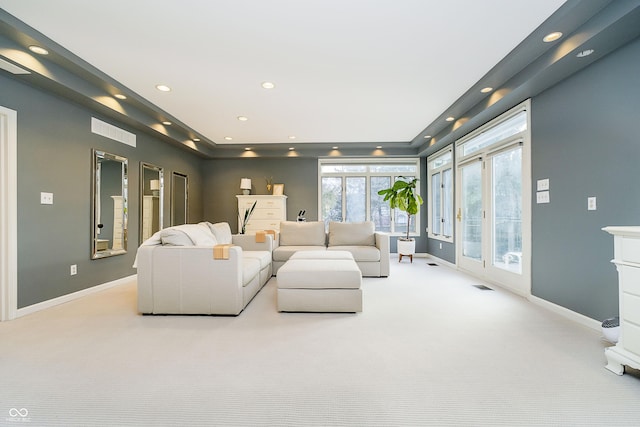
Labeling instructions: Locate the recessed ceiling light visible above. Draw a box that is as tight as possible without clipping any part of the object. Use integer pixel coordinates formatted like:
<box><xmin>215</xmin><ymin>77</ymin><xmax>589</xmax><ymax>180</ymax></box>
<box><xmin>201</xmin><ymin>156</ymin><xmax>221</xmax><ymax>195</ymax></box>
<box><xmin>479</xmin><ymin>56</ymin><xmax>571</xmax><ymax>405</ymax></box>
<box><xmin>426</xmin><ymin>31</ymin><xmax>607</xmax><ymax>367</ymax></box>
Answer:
<box><xmin>262</xmin><ymin>81</ymin><xmax>275</xmax><ymax>89</ymax></box>
<box><xmin>244</xmin><ymin>147</ymin><xmax>252</xmax><ymax>151</ymax></box>
<box><xmin>576</xmin><ymin>49</ymin><xmax>595</xmax><ymax>58</ymax></box>
<box><xmin>224</xmin><ymin>136</ymin><xmax>233</xmax><ymax>141</ymax></box>
<box><xmin>423</xmin><ymin>135</ymin><xmax>431</xmax><ymax>139</ymax></box>
<box><xmin>114</xmin><ymin>94</ymin><xmax>127</xmax><ymax>100</ymax></box>
<box><xmin>445</xmin><ymin>116</ymin><xmax>455</xmax><ymax>122</ymax></box>
<box><xmin>376</xmin><ymin>146</ymin><xmax>382</xmax><ymax>149</ymax></box>
<box><xmin>543</xmin><ymin>32</ymin><xmax>563</xmax><ymax>43</ymax></box>
<box><xmin>155</xmin><ymin>84</ymin><xmax>171</xmax><ymax>92</ymax></box>
<box><xmin>28</xmin><ymin>45</ymin><xmax>48</xmax><ymax>55</ymax></box>
<box><xmin>332</xmin><ymin>146</ymin><xmax>339</xmax><ymax>150</ymax></box>
<box><xmin>162</xmin><ymin>121</ymin><xmax>172</xmax><ymax>126</ymax></box>
<box><xmin>237</xmin><ymin>116</ymin><xmax>248</xmax><ymax>122</ymax></box>
<box><xmin>289</xmin><ymin>147</ymin><xmax>295</xmax><ymax>151</ymax></box>
<box><xmin>288</xmin><ymin>136</ymin><xmax>296</xmax><ymax>140</ymax></box>
<box><xmin>193</xmin><ymin>138</ymin><xmax>200</xmax><ymax>142</ymax></box>
<box><xmin>480</xmin><ymin>87</ymin><xmax>493</xmax><ymax>93</ymax></box>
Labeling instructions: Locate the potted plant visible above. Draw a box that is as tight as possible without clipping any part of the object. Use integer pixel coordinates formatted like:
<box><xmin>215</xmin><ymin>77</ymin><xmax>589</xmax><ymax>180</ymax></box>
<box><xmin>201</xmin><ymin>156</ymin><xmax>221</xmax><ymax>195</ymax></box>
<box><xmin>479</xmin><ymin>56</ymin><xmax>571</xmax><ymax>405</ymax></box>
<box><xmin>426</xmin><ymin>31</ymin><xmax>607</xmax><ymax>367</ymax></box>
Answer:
<box><xmin>238</xmin><ymin>201</ymin><xmax>257</xmax><ymax>234</ymax></box>
<box><xmin>377</xmin><ymin>177</ymin><xmax>423</xmax><ymax>260</ymax></box>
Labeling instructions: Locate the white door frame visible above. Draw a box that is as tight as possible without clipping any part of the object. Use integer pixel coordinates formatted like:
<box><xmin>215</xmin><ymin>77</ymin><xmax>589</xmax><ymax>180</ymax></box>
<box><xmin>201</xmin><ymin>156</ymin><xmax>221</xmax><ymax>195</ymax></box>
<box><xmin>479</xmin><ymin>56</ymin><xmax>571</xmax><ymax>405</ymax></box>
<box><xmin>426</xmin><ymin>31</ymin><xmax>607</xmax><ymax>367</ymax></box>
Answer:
<box><xmin>0</xmin><ymin>105</ymin><xmax>18</xmax><ymax>321</ymax></box>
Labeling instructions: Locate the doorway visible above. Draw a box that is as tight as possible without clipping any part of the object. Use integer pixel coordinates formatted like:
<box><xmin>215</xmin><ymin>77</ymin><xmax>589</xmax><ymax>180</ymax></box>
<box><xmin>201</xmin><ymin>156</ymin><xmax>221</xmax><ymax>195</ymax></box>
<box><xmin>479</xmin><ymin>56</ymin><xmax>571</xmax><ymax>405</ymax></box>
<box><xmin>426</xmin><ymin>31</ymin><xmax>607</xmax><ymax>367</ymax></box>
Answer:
<box><xmin>0</xmin><ymin>105</ymin><xmax>17</xmax><ymax>321</ymax></box>
<box><xmin>455</xmin><ymin>102</ymin><xmax>531</xmax><ymax>296</ymax></box>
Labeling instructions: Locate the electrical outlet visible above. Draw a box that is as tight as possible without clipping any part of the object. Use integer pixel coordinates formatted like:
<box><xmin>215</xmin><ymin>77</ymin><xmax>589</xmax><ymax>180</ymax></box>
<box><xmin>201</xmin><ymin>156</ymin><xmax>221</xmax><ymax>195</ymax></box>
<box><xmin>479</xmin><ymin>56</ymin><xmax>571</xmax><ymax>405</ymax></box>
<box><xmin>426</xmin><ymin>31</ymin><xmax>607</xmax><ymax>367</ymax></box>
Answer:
<box><xmin>588</xmin><ymin>197</ymin><xmax>597</xmax><ymax>211</ymax></box>
<box><xmin>40</xmin><ymin>192</ymin><xmax>54</xmax><ymax>205</ymax></box>
<box><xmin>70</xmin><ymin>264</ymin><xmax>77</xmax><ymax>275</ymax></box>
<box><xmin>439</xmin><ymin>243</ymin><xmax>443</xmax><ymax>249</ymax></box>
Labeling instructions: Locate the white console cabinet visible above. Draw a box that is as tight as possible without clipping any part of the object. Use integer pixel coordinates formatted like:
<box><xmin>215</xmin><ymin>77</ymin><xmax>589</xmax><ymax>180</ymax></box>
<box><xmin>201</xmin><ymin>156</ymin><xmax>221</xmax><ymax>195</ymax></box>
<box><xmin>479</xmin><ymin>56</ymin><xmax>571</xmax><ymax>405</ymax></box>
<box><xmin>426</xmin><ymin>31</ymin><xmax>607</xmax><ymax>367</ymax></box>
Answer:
<box><xmin>603</xmin><ymin>226</ymin><xmax>640</xmax><ymax>375</ymax></box>
<box><xmin>237</xmin><ymin>195</ymin><xmax>287</xmax><ymax>234</ymax></box>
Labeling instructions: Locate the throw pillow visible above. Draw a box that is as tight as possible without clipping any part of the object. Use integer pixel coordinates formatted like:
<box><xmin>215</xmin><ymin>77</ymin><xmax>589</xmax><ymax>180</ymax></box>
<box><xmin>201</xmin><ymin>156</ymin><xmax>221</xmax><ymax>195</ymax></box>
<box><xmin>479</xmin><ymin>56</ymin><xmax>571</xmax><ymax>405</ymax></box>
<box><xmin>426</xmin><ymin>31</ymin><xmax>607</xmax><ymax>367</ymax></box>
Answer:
<box><xmin>328</xmin><ymin>221</ymin><xmax>375</xmax><ymax>246</ymax></box>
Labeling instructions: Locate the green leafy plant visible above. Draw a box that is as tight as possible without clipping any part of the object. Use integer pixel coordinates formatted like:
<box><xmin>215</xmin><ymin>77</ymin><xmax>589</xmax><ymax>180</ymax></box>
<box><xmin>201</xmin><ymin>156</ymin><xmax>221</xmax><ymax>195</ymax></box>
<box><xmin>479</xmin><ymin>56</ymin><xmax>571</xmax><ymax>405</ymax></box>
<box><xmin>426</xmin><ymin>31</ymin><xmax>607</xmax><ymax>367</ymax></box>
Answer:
<box><xmin>238</xmin><ymin>201</ymin><xmax>257</xmax><ymax>234</ymax></box>
<box><xmin>377</xmin><ymin>177</ymin><xmax>423</xmax><ymax>240</ymax></box>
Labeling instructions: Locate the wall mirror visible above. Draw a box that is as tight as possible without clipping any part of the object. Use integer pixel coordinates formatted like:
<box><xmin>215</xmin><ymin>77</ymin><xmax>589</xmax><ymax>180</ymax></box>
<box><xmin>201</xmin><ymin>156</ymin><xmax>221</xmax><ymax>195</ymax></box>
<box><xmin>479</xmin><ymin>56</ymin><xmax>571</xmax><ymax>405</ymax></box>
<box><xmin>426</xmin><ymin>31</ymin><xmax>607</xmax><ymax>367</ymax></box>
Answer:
<box><xmin>91</xmin><ymin>149</ymin><xmax>128</xmax><ymax>259</ymax></box>
<box><xmin>171</xmin><ymin>172</ymin><xmax>188</xmax><ymax>226</ymax></box>
<box><xmin>139</xmin><ymin>162</ymin><xmax>164</xmax><ymax>244</ymax></box>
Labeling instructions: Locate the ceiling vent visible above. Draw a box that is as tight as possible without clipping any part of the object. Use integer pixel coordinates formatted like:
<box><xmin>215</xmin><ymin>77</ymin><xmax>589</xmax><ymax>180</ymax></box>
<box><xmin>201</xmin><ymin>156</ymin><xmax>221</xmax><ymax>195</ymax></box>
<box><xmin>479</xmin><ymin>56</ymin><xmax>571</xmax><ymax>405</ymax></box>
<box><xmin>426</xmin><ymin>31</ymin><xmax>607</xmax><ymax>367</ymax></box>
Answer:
<box><xmin>91</xmin><ymin>117</ymin><xmax>136</xmax><ymax>147</ymax></box>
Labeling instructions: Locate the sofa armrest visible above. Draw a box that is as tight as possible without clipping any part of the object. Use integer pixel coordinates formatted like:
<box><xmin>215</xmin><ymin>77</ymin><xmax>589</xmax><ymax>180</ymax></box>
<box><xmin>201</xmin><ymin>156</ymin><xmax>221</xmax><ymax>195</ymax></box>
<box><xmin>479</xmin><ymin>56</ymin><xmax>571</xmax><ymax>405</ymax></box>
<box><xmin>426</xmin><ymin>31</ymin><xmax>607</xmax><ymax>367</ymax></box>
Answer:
<box><xmin>375</xmin><ymin>232</ymin><xmax>390</xmax><ymax>277</ymax></box>
<box><xmin>232</xmin><ymin>234</ymin><xmax>274</xmax><ymax>252</ymax></box>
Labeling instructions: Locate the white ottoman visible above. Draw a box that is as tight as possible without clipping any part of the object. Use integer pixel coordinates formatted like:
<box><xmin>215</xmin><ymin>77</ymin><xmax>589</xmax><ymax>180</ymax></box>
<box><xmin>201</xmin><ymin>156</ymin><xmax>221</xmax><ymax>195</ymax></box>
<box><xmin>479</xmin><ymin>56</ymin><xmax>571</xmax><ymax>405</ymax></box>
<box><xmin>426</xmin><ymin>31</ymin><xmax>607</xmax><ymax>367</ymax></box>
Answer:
<box><xmin>277</xmin><ymin>251</ymin><xmax>362</xmax><ymax>312</ymax></box>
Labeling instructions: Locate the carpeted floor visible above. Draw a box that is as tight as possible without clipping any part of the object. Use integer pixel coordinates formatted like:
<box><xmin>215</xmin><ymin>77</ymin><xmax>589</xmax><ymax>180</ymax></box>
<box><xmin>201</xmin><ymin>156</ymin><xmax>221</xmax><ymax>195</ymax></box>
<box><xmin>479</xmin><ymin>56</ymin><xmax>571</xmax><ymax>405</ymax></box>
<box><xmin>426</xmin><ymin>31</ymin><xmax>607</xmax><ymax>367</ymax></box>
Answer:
<box><xmin>2</xmin><ymin>258</ymin><xmax>640</xmax><ymax>426</ymax></box>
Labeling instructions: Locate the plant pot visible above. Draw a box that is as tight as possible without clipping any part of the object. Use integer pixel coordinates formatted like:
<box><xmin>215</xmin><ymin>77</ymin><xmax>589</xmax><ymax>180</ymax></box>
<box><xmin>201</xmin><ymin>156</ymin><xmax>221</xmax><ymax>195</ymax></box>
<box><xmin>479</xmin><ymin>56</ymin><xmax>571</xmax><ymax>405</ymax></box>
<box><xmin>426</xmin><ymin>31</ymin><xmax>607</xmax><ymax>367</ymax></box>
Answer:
<box><xmin>397</xmin><ymin>238</ymin><xmax>415</xmax><ymax>263</ymax></box>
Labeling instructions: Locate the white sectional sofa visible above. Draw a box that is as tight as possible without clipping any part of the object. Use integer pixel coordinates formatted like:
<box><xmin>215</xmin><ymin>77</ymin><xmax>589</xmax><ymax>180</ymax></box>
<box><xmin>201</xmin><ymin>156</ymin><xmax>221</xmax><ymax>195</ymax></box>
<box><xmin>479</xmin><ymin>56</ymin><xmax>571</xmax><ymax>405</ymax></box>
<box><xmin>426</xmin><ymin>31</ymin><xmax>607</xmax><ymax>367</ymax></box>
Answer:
<box><xmin>272</xmin><ymin>221</ymin><xmax>390</xmax><ymax>277</ymax></box>
<box><xmin>135</xmin><ymin>222</ymin><xmax>273</xmax><ymax>315</ymax></box>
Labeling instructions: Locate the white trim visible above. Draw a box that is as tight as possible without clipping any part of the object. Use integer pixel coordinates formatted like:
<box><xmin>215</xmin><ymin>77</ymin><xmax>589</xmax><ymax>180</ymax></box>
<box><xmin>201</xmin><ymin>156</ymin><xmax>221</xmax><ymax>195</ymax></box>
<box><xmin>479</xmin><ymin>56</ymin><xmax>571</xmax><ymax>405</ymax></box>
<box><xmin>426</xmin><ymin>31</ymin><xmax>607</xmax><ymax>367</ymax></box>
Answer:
<box><xmin>0</xmin><ymin>106</ymin><xmax>17</xmax><ymax>321</ymax></box>
<box><xmin>528</xmin><ymin>295</ymin><xmax>602</xmax><ymax>332</ymax></box>
<box><xmin>15</xmin><ymin>275</ymin><xmax>136</xmax><ymax>318</ymax></box>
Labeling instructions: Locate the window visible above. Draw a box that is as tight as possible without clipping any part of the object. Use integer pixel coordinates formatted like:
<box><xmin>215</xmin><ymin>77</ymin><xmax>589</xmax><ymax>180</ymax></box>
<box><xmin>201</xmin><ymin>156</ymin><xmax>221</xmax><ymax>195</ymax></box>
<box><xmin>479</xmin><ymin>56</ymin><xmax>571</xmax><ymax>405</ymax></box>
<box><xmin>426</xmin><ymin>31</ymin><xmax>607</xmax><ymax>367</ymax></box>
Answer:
<box><xmin>427</xmin><ymin>147</ymin><xmax>453</xmax><ymax>242</ymax></box>
<box><xmin>319</xmin><ymin>159</ymin><xmax>420</xmax><ymax>235</ymax></box>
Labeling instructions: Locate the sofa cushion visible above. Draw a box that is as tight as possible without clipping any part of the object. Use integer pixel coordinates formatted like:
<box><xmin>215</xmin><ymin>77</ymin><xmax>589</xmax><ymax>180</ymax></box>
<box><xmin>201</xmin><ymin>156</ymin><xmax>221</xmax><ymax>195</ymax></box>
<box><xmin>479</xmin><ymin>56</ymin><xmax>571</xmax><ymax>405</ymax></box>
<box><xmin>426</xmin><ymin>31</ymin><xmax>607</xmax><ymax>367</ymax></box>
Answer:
<box><xmin>160</xmin><ymin>224</ymin><xmax>218</xmax><ymax>246</ymax></box>
<box><xmin>328</xmin><ymin>245</ymin><xmax>380</xmax><ymax>262</ymax></box>
<box><xmin>243</xmin><ymin>250</ymin><xmax>272</xmax><ymax>269</ymax></box>
<box><xmin>273</xmin><ymin>246</ymin><xmax>327</xmax><ymax>262</ymax></box>
<box><xmin>206</xmin><ymin>222</ymin><xmax>233</xmax><ymax>245</ymax></box>
<box><xmin>279</xmin><ymin>221</ymin><xmax>326</xmax><ymax>246</ymax></box>
<box><xmin>242</xmin><ymin>258</ymin><xmax>261</xmax><ymax>286</ymax></box>
<box><xmin>328</xmin><ymin>221</ymin><xmax>375</xmax><ymax>246</ymax></box>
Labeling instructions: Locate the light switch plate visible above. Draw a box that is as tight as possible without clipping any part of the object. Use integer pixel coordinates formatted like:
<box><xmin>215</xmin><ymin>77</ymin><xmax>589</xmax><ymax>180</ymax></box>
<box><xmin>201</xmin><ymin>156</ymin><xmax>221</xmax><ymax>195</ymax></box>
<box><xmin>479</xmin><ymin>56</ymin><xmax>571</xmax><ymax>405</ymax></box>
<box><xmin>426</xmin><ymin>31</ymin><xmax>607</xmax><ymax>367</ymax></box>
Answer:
<box><xmin>537</xmin><ymin>179</ymin><xmax>550</xmax><ymax>191</ymax></box>
<box><xmin>536</xmin><ymin>191</ymin><xmax>550</xmax><ymax>204</ymax></box>
<box><xmin>40</xmin><ymin>192</ymin><xmax>53</xmax><ymax>205</ymax></box>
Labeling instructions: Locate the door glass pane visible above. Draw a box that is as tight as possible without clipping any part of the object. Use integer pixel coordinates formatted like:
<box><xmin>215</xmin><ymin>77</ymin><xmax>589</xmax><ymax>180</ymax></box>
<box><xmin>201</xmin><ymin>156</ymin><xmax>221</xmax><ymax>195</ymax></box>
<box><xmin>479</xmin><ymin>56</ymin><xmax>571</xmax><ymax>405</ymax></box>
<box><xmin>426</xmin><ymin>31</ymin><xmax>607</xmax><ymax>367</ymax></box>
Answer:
<box><xmin>371</xmin><ymin>176</ymin><xmax>391</xmax><ymax>232</ymax></box>
<box><xmin>345</xmin><ymin>177</ymin><xmax>366</xmax><ymax>222</ymax></box>
<box><xmin>492</xmin><ymin>147</ymin><xmax>522</xmax><ymax>273</ymax></box>
<box><xmin>461</xmin><ymin>162</ymin><xmax>482</xmax><ymax>260</ymax></box>
<box><xmin>321</xmin><ymin>177</ymin><xmax>342</xmax><ymax>226</ymax></box>
<box><xmin>443</xmin><ymin>168</ymin><xmax>453</xmax><ymax>237</ymax></box>
<box><xmin>431</xmin><ymin>172</ymin><xmax>441</xmax><ymax>235</ymax></box>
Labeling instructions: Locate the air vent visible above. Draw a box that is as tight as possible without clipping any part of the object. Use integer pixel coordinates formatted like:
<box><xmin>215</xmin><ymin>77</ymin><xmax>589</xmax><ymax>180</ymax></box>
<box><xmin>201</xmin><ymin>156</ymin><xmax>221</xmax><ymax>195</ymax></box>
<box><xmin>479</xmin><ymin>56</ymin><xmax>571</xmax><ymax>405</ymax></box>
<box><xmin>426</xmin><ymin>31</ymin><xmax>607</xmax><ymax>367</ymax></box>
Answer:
<box><xmin>0</xmin><ymin>58</ymin><xmax>30</xmax><ymax>75</ymax></box>
<box><xmin>91</xmin><ymin>117</ymin><xmax>136</xmax><ymax>147</ymax></box>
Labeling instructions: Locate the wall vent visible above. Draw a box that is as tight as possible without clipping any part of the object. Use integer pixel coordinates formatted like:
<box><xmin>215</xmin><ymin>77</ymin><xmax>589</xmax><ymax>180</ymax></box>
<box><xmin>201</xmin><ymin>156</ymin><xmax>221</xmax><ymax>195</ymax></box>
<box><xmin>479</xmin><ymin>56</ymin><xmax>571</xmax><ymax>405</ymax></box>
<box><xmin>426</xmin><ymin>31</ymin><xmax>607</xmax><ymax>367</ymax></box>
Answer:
<box><xmin>91</xmin><ymin>117</ymin><xmax>136</xmax><ymax>147</ymax></box>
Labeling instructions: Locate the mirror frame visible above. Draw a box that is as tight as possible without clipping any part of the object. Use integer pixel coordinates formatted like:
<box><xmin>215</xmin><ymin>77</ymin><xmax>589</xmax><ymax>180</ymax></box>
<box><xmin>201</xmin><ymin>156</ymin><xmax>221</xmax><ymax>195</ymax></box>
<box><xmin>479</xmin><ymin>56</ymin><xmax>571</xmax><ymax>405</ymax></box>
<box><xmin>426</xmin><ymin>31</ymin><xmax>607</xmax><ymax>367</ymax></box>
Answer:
<box><xmin>139</xmin><ymin>162</ymin><xmax>164</xmax><ymax>244</ymax></box>
<box><xmin>171</xmin><ymin>171</ymin><xmax>188</xmax><ymax>226</ymax></box>
<box><xmin>91</xmin><ymin>149</ymin><xmax>128</xmax><ymax>259</ymax></box>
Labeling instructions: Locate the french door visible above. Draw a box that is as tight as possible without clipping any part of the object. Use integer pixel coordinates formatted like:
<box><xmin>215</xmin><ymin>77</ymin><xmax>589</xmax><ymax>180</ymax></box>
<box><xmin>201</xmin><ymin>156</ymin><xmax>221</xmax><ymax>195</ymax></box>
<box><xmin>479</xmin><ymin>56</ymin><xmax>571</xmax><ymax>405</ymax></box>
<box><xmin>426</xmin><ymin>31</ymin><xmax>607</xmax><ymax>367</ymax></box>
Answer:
<box><xmin>455</xmin><ymin>103</ymin><xmax>531</xmax><ymax>296</ymax></box>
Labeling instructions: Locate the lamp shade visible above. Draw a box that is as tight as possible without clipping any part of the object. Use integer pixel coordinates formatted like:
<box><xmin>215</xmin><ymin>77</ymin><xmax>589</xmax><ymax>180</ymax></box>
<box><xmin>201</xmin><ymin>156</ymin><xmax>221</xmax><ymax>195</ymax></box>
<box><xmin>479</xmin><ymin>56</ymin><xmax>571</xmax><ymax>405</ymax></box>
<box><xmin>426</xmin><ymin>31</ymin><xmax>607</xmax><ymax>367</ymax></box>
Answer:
<box><xmin>240</xmin><ymin>178</ymin><xmax>252</xmax><ymax>190</ymax></box>
<box><xmin>150</xmin><ymin>179</ymin><xmax>160</xmax><ymax>191</ymax></box>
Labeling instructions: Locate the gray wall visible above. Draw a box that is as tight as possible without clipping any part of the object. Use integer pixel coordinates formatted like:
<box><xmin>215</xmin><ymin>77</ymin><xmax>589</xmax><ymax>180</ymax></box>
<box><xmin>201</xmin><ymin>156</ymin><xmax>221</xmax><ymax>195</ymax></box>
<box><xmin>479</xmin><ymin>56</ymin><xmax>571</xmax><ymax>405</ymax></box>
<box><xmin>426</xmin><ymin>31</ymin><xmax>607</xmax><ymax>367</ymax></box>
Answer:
<box><xmin>530</xmin><ymin>36</ymin><xmax>640</xmax><ymax>321</ymax></box>
<box><xmin>0</xmin><ymin>74</ymin><xmax>204</xmax><ymax>308</ymax></box>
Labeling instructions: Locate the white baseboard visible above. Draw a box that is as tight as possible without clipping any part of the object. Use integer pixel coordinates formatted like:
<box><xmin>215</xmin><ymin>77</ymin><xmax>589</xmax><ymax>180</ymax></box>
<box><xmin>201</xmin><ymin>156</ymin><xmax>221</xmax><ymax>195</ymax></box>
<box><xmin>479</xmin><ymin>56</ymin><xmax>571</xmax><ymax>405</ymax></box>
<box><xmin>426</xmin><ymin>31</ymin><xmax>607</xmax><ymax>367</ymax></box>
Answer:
<box><xmin>528</xmin><ymin>294</ymin><xmax>602</xmax><ymax>332</ymax></box>
<box><xmin>16</xmin><ymin>274</ymin><xmax>136</xmax><ymax>318</ymax></box>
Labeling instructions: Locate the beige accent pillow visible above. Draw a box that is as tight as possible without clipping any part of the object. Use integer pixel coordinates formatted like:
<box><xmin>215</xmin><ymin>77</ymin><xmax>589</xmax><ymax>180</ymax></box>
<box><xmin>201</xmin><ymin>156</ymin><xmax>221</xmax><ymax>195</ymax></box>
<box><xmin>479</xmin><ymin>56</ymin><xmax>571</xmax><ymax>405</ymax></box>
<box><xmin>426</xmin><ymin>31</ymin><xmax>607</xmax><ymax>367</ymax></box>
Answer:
<box><xmin>205</xmin><ymin>222</ymin><xmax>233</xmax><ymax>245</ymax></box>
<box><xmin>328</xmin><ymin>221</ymin><xmax>375</xmax><ymax>246</ymax></box>
<box><xmin>279</xmin><ymin>221</ymin><xmax>326</xmax><ymax>246</ymax></box>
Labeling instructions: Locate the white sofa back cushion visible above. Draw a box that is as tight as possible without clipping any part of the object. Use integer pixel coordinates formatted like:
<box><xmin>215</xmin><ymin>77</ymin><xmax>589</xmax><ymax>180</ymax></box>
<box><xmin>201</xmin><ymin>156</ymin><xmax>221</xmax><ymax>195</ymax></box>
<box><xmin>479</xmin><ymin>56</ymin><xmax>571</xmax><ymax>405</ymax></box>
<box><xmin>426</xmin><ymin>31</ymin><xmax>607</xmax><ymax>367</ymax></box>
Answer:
<box><xmin>280</xmin><ymin>221</ymin><xmax>326</xmax><ymax>246</ymax></box>
<box><xmin>160</xmin><ymin>224</ymin><xmax>218</xmax><ymax>246</ymax></box>
<box><xmin>206</xmin><ymin>222</ymin><xmax>233</xmax><ymax>245</ymax></box>
<box><xmin>328</xmin><ymin>221</ymin><xmax>376</xmax><ymax>246</ymax></box>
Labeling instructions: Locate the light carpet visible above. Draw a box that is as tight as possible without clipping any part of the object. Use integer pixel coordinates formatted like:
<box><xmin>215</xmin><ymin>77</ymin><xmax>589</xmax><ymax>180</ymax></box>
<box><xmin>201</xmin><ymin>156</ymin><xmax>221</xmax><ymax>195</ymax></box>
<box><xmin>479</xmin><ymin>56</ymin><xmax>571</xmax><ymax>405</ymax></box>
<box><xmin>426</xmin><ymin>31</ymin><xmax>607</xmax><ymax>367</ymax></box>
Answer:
<box><xmin>1</xmin><ymin>259</ymin><xmax>640</xmax><ymax>426</ymax></box>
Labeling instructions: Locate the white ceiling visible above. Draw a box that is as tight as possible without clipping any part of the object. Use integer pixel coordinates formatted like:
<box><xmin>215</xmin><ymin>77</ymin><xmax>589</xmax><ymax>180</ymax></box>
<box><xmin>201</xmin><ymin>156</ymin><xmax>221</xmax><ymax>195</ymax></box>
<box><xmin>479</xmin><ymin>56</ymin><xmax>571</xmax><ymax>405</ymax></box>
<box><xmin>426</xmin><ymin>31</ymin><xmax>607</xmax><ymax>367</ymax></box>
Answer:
<box><xmin>0</xmin><ymin>0</ymin><xmax>566</xmax><ymax>146</ymax></box>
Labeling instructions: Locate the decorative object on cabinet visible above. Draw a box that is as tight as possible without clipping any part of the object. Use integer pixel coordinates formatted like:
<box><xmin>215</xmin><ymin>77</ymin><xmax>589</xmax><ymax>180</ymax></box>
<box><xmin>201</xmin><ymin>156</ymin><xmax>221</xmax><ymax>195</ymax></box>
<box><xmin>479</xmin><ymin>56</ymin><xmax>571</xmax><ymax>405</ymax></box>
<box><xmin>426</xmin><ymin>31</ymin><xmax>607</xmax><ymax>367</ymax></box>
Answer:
<box><xmin>240</xmin><ymin>178</ymin><xmax>252</xmax><ymax>195</ymax></box>
<box><xmin>602</xmin><ymin>226</ymin><xmax>640</xmax><ymax>375</ymax></box>
<box><xmin>272</xmin><ymin>183</ymin><xmax>284</xmax><ymax>195</ymax></box>
<box><xmin>265</xmin><ymin>176</ymin><xmax>273</xmax><ymax>193</ymax></box>
<box><xmin>150</xmin><ymin>179</ymin><xmax>160</xmax><ymax>196</ymax></box>
<box><xmin>236</xmin><ymin>195</ymin><xmax>287</xmax><ymax>234</ymax></box>
<box><xmin>238</xmin><ymin>201</ymin><xmax>257</xmax><ymax>234</ymax></box>
<box><xmin>91</xmin><ymin>149</ymin><xmax>128</xmax><ymax>259</ymax></box>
